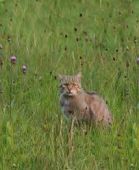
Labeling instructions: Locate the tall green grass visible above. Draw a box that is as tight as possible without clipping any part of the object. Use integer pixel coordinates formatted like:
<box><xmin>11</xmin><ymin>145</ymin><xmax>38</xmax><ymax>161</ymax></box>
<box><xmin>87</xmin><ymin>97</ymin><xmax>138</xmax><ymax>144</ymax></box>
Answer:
<box><xmin>0</xmin><ymin>0</ymin><xmax>139</xmax><ymax>169</ymax></box>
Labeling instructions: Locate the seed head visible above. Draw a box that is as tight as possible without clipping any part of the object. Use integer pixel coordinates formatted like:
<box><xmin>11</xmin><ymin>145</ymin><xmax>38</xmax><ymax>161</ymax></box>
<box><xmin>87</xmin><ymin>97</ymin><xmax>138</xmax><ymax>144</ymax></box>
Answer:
<box><xmin>74</xmin><ymin>28</ymin><xmax>77</xmax><ymax>32</ymax></box>
<box><xmin>113</xmin><ymin>57</ymin><xmax>116</xmax><ymax>61</ymax></box>
<box><xmin>22</xmin><ymin>64</ymin><xmax>27</xmax><ymax>74</ymax></box>
<box><xmin>126</xmin><ymin>61</ymin><xmax>129</xmax><ymax>68</ymax></box>
<box><xmin>79</xmin><ymin>13</ymin><xmax>82</xmax><ymax>17</ymax></box>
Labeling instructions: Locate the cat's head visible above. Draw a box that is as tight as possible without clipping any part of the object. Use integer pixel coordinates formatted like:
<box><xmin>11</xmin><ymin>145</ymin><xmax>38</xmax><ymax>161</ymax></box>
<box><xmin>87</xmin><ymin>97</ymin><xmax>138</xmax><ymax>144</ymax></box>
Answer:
<box><xmin>58</xmin><ymin>73</ymin><xmax>82</xmax><ymax>96</ymax></box>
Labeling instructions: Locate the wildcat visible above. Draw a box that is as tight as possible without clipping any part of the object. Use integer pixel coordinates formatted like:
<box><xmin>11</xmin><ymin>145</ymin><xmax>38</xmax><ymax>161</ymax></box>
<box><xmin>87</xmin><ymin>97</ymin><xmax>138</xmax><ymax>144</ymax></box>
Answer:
<box><xmin>58</xmin><ymin>73</ymin><xmax>112</xmax><ymax>126</ymax></box>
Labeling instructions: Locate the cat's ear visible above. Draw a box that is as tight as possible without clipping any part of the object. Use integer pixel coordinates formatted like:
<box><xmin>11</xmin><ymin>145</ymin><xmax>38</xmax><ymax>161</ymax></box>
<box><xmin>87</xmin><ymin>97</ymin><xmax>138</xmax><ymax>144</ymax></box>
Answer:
<box><xmin>76</xmin><ymin>72</ymin><xmax>82</xmax><ymax>80</ymax></box>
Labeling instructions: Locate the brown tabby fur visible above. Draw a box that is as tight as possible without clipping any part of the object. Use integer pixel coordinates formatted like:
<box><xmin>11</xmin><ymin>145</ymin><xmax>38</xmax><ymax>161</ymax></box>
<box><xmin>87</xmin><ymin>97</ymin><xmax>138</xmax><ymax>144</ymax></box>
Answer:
<box><xmin>58</xmin><ymin>73</ymin><xmax>112</xmax><ymax>126</ymax></box>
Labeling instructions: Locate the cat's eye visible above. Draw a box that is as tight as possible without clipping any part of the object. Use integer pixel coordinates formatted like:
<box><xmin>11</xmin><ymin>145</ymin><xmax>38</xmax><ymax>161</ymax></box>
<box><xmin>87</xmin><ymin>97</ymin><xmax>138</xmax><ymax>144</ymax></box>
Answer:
<box><xmin>61</xmin><ymin>83</ymin><xmax>69</xmax><ymax>87</ymax></box>
<box><xmin>59</xmin><ymin>84</ymin><xmax>66</xmax><ymax>88</ymax></box>
<box><xmin>59</xmin><ymin>85</ymin><xmax>64</xmax><ymax>88</ymax></box>
<box><xmin>64</xmin><ymin>83</ymin><xmax>68</xmax><ymax>86</ymax></box>
<box><xmin>73</xmin><ymin>83</ymin><xmax>79</xmax><ymax>87</ymax></box>
<box><xmin>60</xmin><ymin>83</ymin><xmax>79</xmax><ymax>88</ymax></box>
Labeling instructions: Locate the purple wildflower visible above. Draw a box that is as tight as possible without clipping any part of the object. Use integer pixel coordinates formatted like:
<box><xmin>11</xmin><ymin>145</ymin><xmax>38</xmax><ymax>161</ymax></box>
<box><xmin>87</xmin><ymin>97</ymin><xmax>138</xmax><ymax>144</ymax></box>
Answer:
<box><xmin>10</xmin><ymin>56</ymin><xmax>16</xmax><ymax>64</ymax></box>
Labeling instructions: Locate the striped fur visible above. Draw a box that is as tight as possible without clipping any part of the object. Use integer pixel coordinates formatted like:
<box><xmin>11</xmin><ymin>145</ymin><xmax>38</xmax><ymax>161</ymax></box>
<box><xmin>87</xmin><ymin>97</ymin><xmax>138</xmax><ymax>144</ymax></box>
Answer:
<box><xmin>58</xmin><ymin>73</ymin><xmax>112</xmax><ymax>126</ymax></box>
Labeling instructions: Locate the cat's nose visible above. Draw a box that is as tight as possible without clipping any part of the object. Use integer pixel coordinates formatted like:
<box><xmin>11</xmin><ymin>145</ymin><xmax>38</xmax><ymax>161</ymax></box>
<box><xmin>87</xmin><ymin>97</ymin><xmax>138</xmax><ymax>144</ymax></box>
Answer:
<box><xmin>67</xmin><ymin>88</ymin><xmax>71</xmax><ymax>92</ymax></box>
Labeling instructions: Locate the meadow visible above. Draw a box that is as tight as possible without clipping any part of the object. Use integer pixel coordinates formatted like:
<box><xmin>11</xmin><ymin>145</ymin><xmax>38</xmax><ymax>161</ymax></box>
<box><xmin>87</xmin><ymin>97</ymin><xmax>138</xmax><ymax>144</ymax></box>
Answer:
<box><xmin>0</xmin><ymin>0</ymin><xmax>139</xmax><ymax>169</ymax></box>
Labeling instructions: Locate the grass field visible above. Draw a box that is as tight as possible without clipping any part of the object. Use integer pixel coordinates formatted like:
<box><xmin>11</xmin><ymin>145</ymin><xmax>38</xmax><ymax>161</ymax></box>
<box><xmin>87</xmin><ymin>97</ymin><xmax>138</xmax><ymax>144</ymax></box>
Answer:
<box><xmin>0</xmin><ymin>0</ymin><xmax>139</xmax><ymax>169</ymax></box>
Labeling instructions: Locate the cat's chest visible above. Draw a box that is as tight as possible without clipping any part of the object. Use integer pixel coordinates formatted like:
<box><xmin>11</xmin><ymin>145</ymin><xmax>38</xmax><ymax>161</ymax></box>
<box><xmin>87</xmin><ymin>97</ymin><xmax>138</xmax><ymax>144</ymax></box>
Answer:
<box><xmin>61</xmin><ymin>97</ymin><xmax>75</xmax><ymax>108</ymax></box>
<box><xmin>60</xmin><ymin>95</ymin><xmax>90</xmax><ymax>120</ymax></box>
<box><xmin>60</xmin><ymin>95</ymin><xmax>87</xmax><ymax>110</ymax></box>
